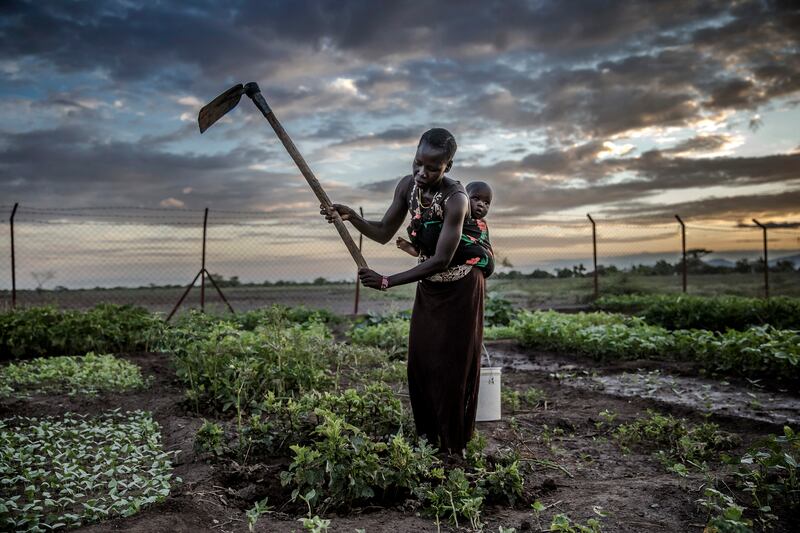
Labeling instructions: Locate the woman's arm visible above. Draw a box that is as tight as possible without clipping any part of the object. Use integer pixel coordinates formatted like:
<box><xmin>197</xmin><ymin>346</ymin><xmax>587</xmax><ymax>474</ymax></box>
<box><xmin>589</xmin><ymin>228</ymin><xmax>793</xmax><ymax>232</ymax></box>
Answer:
<box><xmin>320</xmin><ymin>175</ymin><xmax>412</xmax><ymax>244</ymax></box>
<box><xmin>359</xmin><ymin>192</ymin><xmax>469</xmax><ymax>289</ymax></box>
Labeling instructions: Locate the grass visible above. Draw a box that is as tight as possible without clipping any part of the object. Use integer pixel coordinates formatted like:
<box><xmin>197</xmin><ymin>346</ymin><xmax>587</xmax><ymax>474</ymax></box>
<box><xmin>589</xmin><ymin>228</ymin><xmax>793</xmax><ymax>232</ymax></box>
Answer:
<box><xmin>0</xmin><ymin>353</ymin><xmax>147</xmax><ymax>398</ymax></box>
<box><xmin>0</xmin><ymin>410</ymin><xmax>179</xmax><ymax>532</ymax></box>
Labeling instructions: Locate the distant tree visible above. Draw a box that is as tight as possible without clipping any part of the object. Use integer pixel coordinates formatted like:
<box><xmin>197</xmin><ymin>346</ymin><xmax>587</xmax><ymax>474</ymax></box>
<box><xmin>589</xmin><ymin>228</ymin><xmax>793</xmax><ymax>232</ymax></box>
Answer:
<box><xmin>556</xmin><ymin>267</ymin><xmax>574</xmax><ymax>279</ymax></box>
<box><xmin>572</xmin><ymin>263</ymin><xmax>587</xmax><ymax>277</ymax></box>
<box><xmin>771</xmin><ymin>259</ymin><xmax>796</xmax><ymax>272</ymax></box>
<box><xmin>313</xmin><ymin>277</ymin><xmax>328</xmax><ymax>285</ymax></box>
<box><xmin>734</xmin><ymin>258</ymin><xmax>752</xmax><ymax>273</ymax></box>
<box><xmin>500</xmin><ymin>256</ymin><xmax>513</xmax><ymax>268</ymax></box>
<box><xmin>528</xmin><ymin>269</ymin><xmax>554</xmax><ymax>279</ymax></box>
<box><xmin>686</xmin><ymin>248</ymin><xmax>712</xmax><ymax>273</ymax></box>
<box><xmin>596</xmin><ymin>264</ymin><xmax>619</xmax><ymax>276</ymax></box>
<box><xmin>653</xmin><ymin>259</ymin><xmax>676</xmax><ymax>276</ymax></box>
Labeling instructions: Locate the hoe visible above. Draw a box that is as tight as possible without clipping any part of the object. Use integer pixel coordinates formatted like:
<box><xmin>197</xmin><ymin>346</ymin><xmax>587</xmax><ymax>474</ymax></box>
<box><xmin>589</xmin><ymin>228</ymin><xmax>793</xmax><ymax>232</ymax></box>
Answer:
<box><xmin>198</xmin><ymin>82</ymin><xmax>368</xmax><ymax>269</ymax></box>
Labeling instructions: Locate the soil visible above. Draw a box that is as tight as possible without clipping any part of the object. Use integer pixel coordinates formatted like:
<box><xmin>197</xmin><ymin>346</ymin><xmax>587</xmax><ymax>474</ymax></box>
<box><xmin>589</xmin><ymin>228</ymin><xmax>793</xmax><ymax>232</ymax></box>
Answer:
<box><xmin>2</xmin><ymin>344</ymin><xmax>795</xmax><ymax>532</ymax></box>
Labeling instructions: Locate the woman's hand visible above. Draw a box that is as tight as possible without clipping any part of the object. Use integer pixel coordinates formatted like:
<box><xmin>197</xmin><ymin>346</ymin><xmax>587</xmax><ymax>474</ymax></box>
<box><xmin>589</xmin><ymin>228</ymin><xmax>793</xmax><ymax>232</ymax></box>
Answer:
<box><xmin>358</xmin><ymin>268</ymin><xmax>386</xmax><ymax>290</ymax></box>
<box><xmin>320</xmin><ymin>203</ymin><xmax>354</xmax><ymax>224</ymax></box>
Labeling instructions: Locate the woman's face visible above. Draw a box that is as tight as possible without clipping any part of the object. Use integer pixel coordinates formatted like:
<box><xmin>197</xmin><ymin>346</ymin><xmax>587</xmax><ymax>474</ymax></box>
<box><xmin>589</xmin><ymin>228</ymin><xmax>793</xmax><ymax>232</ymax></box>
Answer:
<box><xmin>413</xmin><ymin>141</ymin><xmax>452</xmax><ymax>190</ymax></box>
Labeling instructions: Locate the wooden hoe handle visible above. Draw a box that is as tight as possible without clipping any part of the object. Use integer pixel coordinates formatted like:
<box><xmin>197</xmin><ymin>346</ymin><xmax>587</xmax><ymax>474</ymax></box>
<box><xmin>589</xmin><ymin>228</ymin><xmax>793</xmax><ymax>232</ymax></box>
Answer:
<box><xmin>243</xmin><ymin>82</ymin><xmax>368</xmax><ymax>269</ymax></box>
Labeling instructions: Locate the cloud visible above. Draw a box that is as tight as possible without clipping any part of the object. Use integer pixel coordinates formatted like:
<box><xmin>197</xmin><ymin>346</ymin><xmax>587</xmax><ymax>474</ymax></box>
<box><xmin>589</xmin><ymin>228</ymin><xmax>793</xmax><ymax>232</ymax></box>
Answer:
<box><xmin>159</xmin><ymin>197</ymin><xmax>185</xmax><ymax>208</ymax></box>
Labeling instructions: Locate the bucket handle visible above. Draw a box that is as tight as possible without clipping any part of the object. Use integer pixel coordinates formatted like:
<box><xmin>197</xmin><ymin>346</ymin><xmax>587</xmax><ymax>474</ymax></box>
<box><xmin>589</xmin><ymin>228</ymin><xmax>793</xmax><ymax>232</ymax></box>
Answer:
<box><xmin>481</xmin><ymin>343</ymin><xmax>492</xmax><ymax>367</ymax></box>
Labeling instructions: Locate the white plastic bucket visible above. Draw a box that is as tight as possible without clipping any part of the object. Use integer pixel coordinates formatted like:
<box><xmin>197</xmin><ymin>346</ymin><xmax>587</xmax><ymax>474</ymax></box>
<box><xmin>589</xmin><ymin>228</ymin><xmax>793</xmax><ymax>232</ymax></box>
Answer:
<box><xmin>476</xmin><ymin>367</ymin><xmax>502</xmax><ymax>421</ymax></box>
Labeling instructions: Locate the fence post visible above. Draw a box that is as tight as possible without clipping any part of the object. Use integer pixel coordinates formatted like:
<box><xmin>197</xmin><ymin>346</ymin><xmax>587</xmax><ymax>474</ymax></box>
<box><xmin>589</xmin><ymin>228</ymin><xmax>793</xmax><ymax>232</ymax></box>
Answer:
<box><xmin>752</xmin><ymin>219</ymin><xmax>769</xmax><ymax>299</ymax></box>
<box><xmin>10</xmin><ymin>203</ymin><xmax>18</xmax><ymax>309</ymax></box>
<box><xmin>586</xmin><ymin>214</ymin><xmax>598</xmax><ymax>300</ymax></box>
<box><xmin>201</xmin><ymin>207</ymin><xmax>209</xmax><ymax>312</ymax></box>
<box><xmin>675</xmin><ymin>215</ymin><xmax>686</xmax><ymax>293</ymax></box>
<box><xmin>353</xmin><ymin>207</ymin><xmax>364</xmax><ymax>315</ymax></box>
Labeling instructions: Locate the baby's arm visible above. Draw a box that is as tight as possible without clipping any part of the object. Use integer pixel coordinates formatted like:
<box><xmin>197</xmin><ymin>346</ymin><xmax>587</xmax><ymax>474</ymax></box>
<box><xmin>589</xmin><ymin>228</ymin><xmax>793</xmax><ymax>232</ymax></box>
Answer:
<box><xmin>395</xmin><ymin>236</ymin><xmax>420</xmax><ymax>257</ymax></box>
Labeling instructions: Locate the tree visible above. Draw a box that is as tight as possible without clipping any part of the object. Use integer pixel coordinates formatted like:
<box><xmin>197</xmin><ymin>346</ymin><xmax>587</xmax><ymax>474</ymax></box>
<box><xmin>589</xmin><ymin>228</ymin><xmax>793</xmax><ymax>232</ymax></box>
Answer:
<box><xmin>556</xmin><ymin>267</ymin><xmax>574</xmax><ymax>279</ymax></box>
<box><xmin>686</xmin><ymin>248</ymin><xmax>712</xmax><ymax>273</ymax></box>
<box><xmin>771</xmin><ymin>259</ymin><xmax>796</xmax><ymax>272</ymax></box>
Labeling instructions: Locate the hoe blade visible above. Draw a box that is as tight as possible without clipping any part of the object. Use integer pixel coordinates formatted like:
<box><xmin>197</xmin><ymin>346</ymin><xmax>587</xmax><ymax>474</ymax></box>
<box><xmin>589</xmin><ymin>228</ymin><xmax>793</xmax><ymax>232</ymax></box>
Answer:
<box><xmin>198</xmin><ymin>83</ymin><xmax>245</xmax><ymax>133</ymax></box>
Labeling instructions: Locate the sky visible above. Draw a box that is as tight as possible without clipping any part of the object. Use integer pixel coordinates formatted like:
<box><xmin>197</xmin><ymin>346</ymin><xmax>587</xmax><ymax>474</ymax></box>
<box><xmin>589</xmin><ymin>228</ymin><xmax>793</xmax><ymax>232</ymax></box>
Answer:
<box><xmin>0</xmin><ymin>0</ymin><xmax>799</xmax><ymax>286</ymax></box>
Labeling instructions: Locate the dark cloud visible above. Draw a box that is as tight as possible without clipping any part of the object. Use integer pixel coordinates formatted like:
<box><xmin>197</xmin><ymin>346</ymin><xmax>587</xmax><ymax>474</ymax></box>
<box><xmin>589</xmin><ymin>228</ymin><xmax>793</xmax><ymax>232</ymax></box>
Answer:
<box><xmin>0</xmin><ymin>125</ymin><xmax>308</xmax><ymax>210</ymax></box>
<box><xmin>662</xmin><ymin>135</ymin><xmax>731</xmax><ymax>155</ymax></box>
<box><xmin>1</xmin><ymin>0</ymin><xmax>799</xmax><ymax>229</ymax></box>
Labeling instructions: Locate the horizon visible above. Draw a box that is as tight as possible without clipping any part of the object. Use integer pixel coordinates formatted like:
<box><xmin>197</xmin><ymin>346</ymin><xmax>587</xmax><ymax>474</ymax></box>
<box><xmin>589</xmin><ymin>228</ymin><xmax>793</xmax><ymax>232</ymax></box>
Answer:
<box><xmin>1</xmin><ymin>1</ymin><xmax>799</xmax><ymax>289</ymax></box>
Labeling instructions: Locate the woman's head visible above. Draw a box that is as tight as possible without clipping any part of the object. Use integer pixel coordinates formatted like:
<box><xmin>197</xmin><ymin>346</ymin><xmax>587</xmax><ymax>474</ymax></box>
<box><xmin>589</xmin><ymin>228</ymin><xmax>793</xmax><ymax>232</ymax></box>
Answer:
<box><xmin>466</xmin><ymin>181</ymin><xmax>492</xmax><ymax>219</ymax></box>
<box><xmin>413</xmin><ymin>128</ymin><xmax>457</xmax><ymax>189</ymax></box>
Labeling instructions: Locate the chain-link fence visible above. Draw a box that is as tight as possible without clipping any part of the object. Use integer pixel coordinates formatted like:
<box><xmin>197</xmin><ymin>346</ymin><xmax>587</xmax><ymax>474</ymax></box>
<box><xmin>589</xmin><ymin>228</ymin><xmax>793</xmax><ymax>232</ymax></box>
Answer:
<box><xmin>1</xmin><ymin>204</ymin><xmax>798</xmax><ymax>314</ymax></box>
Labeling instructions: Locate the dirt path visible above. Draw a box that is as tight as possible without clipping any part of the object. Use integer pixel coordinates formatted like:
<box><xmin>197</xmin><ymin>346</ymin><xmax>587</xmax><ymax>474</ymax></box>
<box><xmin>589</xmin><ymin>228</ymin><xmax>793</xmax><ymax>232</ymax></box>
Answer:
<box><xmin>2</xmin><ymin>346</ymin><xmax>793</xmax><ymax>532</ymax></box>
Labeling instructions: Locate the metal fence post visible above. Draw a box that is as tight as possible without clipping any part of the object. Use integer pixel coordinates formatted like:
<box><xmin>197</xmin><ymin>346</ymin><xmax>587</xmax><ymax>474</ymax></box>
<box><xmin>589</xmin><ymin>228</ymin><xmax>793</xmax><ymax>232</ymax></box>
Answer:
<box><xmin>353</xmin><ymin>207</ymin><xmax>364</xmax><ymax>315</ymax></box>
<box><xmin>586</xmin><ymin>213</ymin><xmax>598</xmax><ymax>299</ymax></box>
<box><xmin>752</xmin><ymin>219</ymin><xmax>769</xmax><ymax>299</ymax></box>
<box><xmin>10</xmin><ymin>203</ymin><xmax>18</xmax><ymax>309</ymax></box>
<box><xmin>201</xmin><ymin>207</ymin><xmax>208</xmax><ymax>312</ymax></box>
<box><xmin>675</xmin><ymin>215</ymin><xmax>686</xmax><ymax>293</ymax></box>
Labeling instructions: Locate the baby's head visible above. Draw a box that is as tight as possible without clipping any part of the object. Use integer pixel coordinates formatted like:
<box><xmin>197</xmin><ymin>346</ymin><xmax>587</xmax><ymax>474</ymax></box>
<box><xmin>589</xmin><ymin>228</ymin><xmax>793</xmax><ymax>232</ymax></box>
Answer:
<box><xmin>465</xmin><ymin>181</ymin><xmax>492</xmax><ymax>219</ymax></box>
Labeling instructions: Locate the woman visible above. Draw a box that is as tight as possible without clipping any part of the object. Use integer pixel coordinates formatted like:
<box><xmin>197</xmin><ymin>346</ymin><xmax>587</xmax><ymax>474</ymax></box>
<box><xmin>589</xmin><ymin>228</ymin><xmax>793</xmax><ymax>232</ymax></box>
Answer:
<box><xmin>321</xmin><ymin>128</ymin><xmax>488</xmax><ymax>453</ymax></box>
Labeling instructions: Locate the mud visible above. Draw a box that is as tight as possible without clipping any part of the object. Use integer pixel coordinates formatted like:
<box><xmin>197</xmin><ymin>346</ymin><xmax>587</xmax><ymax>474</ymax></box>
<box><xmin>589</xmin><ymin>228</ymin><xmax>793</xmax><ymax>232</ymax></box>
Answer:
<box><xmin>488</xmin><ymin>340</ymin><xmax>800</xmax><ymax>427</ymax></box>
<box><xmin>1</xmin><ymin>345</ymin><xmax>794</xmax><ymax>532</ymax></box>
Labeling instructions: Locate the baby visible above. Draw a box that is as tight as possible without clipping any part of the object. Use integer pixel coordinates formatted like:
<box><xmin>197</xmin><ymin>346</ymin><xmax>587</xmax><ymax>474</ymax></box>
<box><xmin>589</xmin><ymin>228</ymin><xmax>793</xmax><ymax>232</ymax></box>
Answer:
<box><xmin>397</xmin><ymin>181</ymin><xmax>494</xmax><ymax>277</ymax></box>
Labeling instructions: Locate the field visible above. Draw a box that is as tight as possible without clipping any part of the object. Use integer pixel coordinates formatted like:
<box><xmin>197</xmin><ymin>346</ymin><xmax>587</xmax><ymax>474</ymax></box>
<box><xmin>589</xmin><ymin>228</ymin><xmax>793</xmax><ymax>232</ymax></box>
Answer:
<box><xmin>2</xmin><ymin>271</ymin><xmax>799</xmax><ymax>314</ymax></box>
<box><xmin>1</xmin><ymin>296</ymin><xmax>798</xmax><ymax>532</ymax></box>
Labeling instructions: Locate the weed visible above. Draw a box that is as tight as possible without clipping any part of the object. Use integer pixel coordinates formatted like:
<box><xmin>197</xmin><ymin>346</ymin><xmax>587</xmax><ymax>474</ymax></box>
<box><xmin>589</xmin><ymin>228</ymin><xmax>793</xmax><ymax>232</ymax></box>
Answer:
<box><xmin>246</xmin><ymin>497</ymin><xmax>271</xmax><ymax>532</ymax></box>
<box><xmin>613</xmin><ymin>410</ymin><xmax>739</xmax><ymax>471</ymax></box>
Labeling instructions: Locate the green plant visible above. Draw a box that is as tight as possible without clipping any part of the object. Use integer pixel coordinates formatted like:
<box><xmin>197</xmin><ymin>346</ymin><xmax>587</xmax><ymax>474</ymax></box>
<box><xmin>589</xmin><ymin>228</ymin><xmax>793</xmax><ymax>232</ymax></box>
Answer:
<box><xmin>194</xmin><ymin>420</ymin><xmax>225</xmax><ymax>456</ymax></box>
<box><xmin>280</xmin><ymin>410</ymin><xmax>440</xmax><ymax>513</ymax></box>
<box><xmin>485</xmin><ymin>292</ymin><xmax>516</xmax><ymax>327</ymax></box>
<box><xmin>418</xmin><ymin>468</ymin><xmax>483</xmax><ymax>531</ymax></box>
<box><xmin>246</xmin><ymin>497</ymin><xmax>271</xmax><ymax>532</ymax></box>
<box><xmin>299</xmin><ymin>515</ymin><xmax>331</xmax><ymax>532</ymax></box>
<box><xmin>502</xmin><ymin>387</ymin><xmax>521</xmax><ymax>411</ymax></box>
<box><xmin>595</xmin><ymin>293</ymin><xmax>800</xmax><ymax>331</ymax></box>
<box><xmin>696</xmin><ymin>487</ymin><xmax>753</xmax><ymax>533</ymax></box>
<box><xmin>735</xmin><ymin>425</ymin><xmax>799</xmax><ymax>529</ymax></box>
<box><xmin>0</xmin><ymin>410</ymin><xmax>179</xmax><ymax>532</ymax></box>
<box><xmin>347</xmin><ymin>317</ymin><xmax>410</xmax><ymax>359</ymax></box>
<box><xmin>506</xmin><ymin>310</ymin><xmax>800</xmax><ymax>387</ymax></box>
<box><xmin>0</xmin><ymin>304</ymin><xmax>164</xmax><ymax>359</ymax></box>
<box><xmin>0</xmin><ymin>352</ymin><xmax>146</xmax><ymax>397</ymax></box>
<box><xmin>613</xmin><ymin>410</ymin><xmax>739</xmax><ymax>470</ymax></box>
<box><xmin>549</xmin><ymin>513</ymin><xmax>603</xmax><ymax>532</ymax></box>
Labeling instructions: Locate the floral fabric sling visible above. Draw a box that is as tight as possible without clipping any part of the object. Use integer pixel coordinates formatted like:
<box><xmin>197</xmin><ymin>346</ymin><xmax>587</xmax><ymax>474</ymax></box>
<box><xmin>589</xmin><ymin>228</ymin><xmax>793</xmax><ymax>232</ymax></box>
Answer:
<box><xmin>407</xmin><ymin>180</ymin><xmax>494</xmax><ymax>280</ymax></box>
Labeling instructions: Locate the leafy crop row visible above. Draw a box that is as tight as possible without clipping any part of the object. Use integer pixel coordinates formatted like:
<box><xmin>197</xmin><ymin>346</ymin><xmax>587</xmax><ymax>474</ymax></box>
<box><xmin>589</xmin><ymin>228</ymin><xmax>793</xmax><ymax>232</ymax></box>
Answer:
<box><xmin>594</xmin><ymin>293</ymin><xmax>800</xmax><ymax>331</ymax></box>
<box><xmin>0</xmin><ymin>410</ymin><xmax>179</xmax><ymax>532</ymax></box>
<box><xmin>167</xmin><ymin>315</ymin><xmax>528</xmax><ymax>528</ymax></box>
<box><xmin>0</xmin><ymin>305</ymin><xmax>165</xmax><ymax>359</ymax></box>
<box><xmin>506</xmin><ymin>310</ymin><xmax>800</xmax><ymax>386</ymax></box>
<box><xmin>0</xmin><ymin>353</ymin><xmax>146</xmax><ymax>398</ymax></box>
<box><xmin>161</xmin><ymin>318</ymin><xmax>388</xmax><ymax>415</ymax></box>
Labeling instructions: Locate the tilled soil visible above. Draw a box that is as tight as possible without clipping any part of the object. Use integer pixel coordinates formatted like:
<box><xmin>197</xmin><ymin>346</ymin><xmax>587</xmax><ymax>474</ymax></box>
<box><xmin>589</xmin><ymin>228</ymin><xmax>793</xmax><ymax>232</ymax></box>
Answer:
<box><xmin>1</xmin><ymin>344</ymin><xmax>794</xmax><ymax>532</ymax></box>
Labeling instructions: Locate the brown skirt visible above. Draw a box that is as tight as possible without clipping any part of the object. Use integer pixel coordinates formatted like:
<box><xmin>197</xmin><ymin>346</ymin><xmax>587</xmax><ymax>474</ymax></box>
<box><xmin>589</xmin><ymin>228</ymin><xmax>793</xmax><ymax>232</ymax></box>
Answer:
<box><xmin>407</xmin><ymin>267</ymin><xmax>485</xmax><ymax>453</ymax></box>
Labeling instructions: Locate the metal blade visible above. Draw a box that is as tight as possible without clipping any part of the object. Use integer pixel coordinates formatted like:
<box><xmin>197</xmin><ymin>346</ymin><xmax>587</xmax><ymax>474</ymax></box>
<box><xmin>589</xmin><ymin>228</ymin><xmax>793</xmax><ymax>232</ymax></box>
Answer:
<box><xmin>198</xmin><ymin>83</ymin><xmax>245</xmax><ymax>133</ymax></box>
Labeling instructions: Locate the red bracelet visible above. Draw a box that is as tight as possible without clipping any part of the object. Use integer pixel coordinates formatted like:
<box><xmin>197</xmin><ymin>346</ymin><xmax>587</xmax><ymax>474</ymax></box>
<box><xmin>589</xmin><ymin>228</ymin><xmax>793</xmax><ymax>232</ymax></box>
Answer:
<box><xmin>380</xmin><ymin>276</ymin><xmax>390</xmax><ymax>290</ymax></box>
